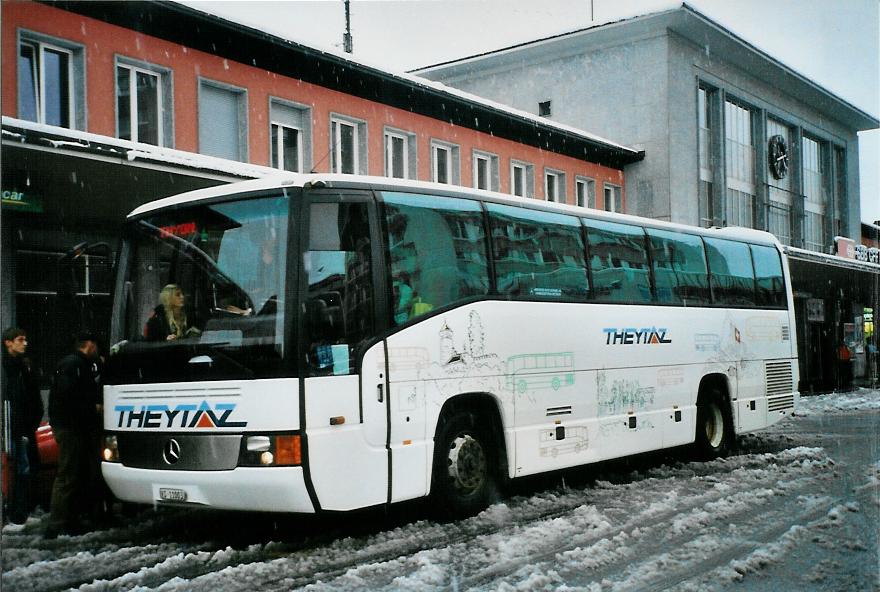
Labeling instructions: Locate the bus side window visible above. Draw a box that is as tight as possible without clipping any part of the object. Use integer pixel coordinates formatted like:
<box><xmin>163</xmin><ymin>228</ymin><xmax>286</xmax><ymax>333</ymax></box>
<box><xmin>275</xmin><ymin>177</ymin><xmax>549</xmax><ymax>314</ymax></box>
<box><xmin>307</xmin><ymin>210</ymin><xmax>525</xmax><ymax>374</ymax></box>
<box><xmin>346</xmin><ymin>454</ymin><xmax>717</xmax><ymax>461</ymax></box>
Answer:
<box><xmin>647</xmin><ymin>229</ymin><xmax>710</xmax><ymax>306</ymax></box>
<box><xmin>584</xmin><ymin>219</ymin><xmax>651</xmax><ymax>304</ymax></box>
<box><xmin>751</xmin><ymin>245</ymin><xmax>786</xmax><ymax>308</ymax></box>
<box><xmin>382</xmin><ymin>192</ymin><xmax>488</xmax><ymax>325</ymax></box>
<box><xmin>704</xmin><ymin>237</ymin><xmax>756</xmax><ymax>306</ymax></box>
<box><xmin>304</xmin><ymin>201</ymin><xmax>374</xmax><ymax>375</ymax></box>
<box><xmin>487</xmin><ymin>203</ymin><xmax>587</xmax><ymax>300</ymax></box>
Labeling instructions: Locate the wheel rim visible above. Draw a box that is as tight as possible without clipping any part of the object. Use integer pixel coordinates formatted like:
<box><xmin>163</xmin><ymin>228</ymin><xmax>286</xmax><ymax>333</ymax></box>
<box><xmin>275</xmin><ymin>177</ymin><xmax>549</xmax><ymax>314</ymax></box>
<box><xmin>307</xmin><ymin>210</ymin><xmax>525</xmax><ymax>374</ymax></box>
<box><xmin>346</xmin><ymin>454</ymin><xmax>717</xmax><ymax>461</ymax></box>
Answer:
<box><xmin>447</xmin><ymin>434</ymin><xmax>487</xmax><ymax>493</ymax></box>
<box><xmin>704</xmin><ymin>403</ymin><xmax>724</xmax><ymax>448</ymax></box>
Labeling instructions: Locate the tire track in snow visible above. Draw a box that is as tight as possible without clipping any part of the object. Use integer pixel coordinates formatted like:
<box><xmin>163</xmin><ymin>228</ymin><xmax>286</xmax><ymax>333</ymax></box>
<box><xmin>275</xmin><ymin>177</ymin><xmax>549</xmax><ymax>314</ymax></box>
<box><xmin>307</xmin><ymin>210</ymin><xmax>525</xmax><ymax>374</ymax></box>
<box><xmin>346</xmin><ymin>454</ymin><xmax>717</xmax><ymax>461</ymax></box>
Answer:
<box><xmin>1</xmin><ymin>543</ymin><xmax>191</xmax><ymax>592</ymax></box>
<box><xmin>432</xmin><ymin>448</ymin><xmax>836</xmax><ymax>591</ymax></box>
<box><xmin>240</xmin><ymin>447</ymin><xmax>833</xmax><ymax>591</ymax></box>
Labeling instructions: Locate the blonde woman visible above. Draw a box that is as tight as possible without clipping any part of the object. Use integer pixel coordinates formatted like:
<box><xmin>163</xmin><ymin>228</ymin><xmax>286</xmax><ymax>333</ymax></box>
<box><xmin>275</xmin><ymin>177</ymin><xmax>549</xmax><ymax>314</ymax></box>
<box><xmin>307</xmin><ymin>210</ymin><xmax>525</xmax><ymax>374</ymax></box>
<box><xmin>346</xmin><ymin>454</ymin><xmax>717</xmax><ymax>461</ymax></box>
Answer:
<box><xmin>144</xmin><ymin>284</ymin><xmax>192</xmax><ymax>341</ymax></box>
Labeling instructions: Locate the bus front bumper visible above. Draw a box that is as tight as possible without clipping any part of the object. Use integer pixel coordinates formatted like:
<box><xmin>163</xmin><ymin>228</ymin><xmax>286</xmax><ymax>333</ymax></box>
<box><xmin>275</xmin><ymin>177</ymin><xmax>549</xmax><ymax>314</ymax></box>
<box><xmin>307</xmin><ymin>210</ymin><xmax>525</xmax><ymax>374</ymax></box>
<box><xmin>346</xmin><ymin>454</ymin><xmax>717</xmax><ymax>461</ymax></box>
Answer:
<box><xmin>102</xmin><ymin>463</ymin><xmax>316</xmax><ymax>513</ymax></box>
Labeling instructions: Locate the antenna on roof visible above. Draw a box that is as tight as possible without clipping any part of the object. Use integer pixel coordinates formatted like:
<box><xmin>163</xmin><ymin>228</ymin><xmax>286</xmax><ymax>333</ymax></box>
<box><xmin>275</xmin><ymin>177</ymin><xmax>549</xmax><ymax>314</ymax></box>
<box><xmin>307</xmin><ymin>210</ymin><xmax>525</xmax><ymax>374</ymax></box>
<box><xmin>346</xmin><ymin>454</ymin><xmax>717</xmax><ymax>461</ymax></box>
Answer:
<box><xmin>343</xmin><ymin>0</ymin><xmax>353</xmax><ymax>53</ymax></box>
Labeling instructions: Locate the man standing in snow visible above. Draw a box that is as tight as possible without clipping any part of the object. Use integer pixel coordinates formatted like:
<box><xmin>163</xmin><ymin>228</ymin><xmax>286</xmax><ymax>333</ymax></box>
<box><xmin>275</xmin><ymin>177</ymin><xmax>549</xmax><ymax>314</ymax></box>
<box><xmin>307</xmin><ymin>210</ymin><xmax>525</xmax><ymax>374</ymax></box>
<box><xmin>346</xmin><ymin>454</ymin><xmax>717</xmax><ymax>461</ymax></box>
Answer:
<box><xmin>45</xmin><ymin>332</ymin><xmax>102</xmax><ymax>538</ymax></box>
<box><xmin>1</xmin><ymin>327</ymin><xmax>44</xmax><ymax>526</ymax></box>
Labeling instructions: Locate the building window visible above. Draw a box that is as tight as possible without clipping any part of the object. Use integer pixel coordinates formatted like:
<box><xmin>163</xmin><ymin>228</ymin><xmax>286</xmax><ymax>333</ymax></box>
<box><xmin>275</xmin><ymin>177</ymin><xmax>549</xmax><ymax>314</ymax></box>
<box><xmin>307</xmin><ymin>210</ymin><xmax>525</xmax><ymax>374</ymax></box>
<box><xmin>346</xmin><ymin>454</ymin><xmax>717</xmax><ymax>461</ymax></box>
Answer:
<box><xmin>544</xmin><ymin>169</ymin><xmax>566</xmax><ymax>203</ymax></box>
<box><xmin>698</xmin><ymin>86</ymin><xmax>715</xmax><ymax>228</ymax></box>
<box><xmin>538</xmin><ymin>100</ymin><xmax>552</xmax><ymax>117</ymax></box>
<box><xmin>270</xmin><ymin>98</ymin><xmax>311</xmax><ymax>172</ymax></box>
<box><xmin>724</xmin><ymin>99</ymin><xmax>756</xmax><ymax>228</ymax></box>
<box><xmin>431</xmin><ymin>140</ymin><xmax>460</xmax><ymax>184</ymax></box>
<box><xmin>384</xmin><ymin>128</ymin><xmax>416</xmax><ymax>179</ymax></box>
<box><xmin>575</xmin><ymin>177</ymin><xmax>595</xmax><ymax>208</ymax></box>
<box><xmin>271</xmin><ymin>124</ymin><xmax>301</xmax><ymax>172</ymax></box>
<box><xmin>332</xmin><ymin>119</ymin><xmax>357</xmax><ymax>174</ymax></box>
<box><xmin>331</xmin><ymin>115</ymin><xmax>367</xmax><ymax>174</ymax></box>
<box><xmin>604</xmin><ymin>183</ymin><xmax>621</xmax><ymax>213</ymax></box>
<box><xmin>833</xmin><ymin>147</ymin><xmax>847</xmax><ymax>238</ymax></box>
<box><xmin>116</xmin><ymin>60</ymin><xmax>172</xmax><ymax>146</ymax></box>
<box><xmin>17</xmin><ymin>32</ymin><xmax>84</xmax><ymax>129</ymax></box>
<box><xmin>510</xmin><ymin>160</ymin><xmax>535</xmax><ymax>198</ymax></box>
<box><xmin>473</xmin><ymin>150</ymin><xmax>499</xmax><ymax>191</ymax></box>
<box><xmin>199</xmin><ymin>79</ymin><xmax>248</xmax><ymax>161</ymax></box>
<box><xmin>766</xmin><ymin>118</ymin><xmax>793</xmax><ymax>245</ymax></box>
<box><xmin>802</xmin><ymin>136</ymin><xmax>827</xmax><ymax>252</ymax></box>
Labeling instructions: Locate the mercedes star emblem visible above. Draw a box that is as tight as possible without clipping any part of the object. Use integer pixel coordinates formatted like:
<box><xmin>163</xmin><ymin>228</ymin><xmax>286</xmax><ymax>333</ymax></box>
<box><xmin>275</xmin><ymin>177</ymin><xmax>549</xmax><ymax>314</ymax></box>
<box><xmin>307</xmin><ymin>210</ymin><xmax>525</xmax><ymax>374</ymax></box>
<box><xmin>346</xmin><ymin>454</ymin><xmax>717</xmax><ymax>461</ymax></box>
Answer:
<box><xmin>163</xmin><ymin>438</ymin><xmax>181</xmax><ymax>465</ymax></box>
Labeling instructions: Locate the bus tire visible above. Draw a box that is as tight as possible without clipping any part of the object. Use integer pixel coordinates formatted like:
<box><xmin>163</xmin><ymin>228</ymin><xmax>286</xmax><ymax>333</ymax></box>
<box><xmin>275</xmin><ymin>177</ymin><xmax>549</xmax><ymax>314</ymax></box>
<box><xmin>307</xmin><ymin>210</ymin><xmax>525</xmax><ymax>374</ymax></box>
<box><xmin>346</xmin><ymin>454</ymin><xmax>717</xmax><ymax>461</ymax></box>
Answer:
<box><xmin>694</xmin><ymin>389</ymin><xmax>733</xmax><ymax>460</ymax></box>
<box><xmin>431</xmin><ymin>411</ymin><xmax>497</xmax><ymax>518</ymax></box>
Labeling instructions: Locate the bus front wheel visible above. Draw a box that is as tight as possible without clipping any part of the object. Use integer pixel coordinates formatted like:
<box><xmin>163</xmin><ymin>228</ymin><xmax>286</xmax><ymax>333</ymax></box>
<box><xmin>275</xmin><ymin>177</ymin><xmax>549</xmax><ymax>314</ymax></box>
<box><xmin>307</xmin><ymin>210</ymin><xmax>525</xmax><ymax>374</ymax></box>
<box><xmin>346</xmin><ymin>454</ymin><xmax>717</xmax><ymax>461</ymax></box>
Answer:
<box><xmin>431</xmin><ymin>411</ymin><xmax>497</xmax><ymax>518</ymax></box>
<box><xmin>694</xmin><ymin>390</ymin><xmax>733</xmax><ymax>460</ymax></box>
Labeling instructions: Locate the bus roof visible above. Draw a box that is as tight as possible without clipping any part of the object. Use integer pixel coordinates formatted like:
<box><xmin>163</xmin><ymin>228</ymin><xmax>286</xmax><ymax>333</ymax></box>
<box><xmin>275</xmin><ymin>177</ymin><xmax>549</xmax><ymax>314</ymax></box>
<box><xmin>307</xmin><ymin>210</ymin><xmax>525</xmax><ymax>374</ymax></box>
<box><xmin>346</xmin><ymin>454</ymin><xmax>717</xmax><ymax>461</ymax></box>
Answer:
<box><xmin>127</xmin><ymin>173</ymin><xmax>782</xmax><ymax>248</ymax></box>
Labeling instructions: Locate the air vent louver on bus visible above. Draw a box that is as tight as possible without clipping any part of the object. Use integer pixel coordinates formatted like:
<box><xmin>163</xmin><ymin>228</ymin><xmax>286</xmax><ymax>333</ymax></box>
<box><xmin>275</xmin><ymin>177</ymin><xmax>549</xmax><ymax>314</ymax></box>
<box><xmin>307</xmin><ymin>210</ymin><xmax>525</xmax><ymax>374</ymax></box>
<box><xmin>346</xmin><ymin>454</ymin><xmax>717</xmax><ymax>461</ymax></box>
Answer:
<box><xmin>765</xmin><ymin>361</ymin><xmax>793</xmax><ymax>397</ymax></box>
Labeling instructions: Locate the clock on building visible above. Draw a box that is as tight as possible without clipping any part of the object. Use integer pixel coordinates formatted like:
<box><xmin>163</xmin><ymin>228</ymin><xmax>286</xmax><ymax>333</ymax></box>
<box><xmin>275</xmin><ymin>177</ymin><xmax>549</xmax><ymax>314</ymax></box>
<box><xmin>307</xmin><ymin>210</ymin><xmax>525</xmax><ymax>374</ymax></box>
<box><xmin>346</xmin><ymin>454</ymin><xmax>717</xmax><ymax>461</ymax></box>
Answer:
<box><xmin>768</xmin><ymin>134</ymin><xmax>789</xmax><ymax>180</ymax></box>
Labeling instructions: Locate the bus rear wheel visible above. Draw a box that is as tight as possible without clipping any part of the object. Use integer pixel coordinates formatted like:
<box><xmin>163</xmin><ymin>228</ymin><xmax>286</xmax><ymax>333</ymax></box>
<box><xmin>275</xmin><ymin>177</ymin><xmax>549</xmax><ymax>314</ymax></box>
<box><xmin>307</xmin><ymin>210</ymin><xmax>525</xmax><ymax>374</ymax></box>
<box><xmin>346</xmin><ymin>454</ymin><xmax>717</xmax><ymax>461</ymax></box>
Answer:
<box><xmin>431</xmin><ymin>411</ymin><xmax>497</xmax><ymax>518</ymax></box>
<box><xmin>694</xmin><ymin>390</ymin><xmax>733</xmax><ymax>460</ymax></box>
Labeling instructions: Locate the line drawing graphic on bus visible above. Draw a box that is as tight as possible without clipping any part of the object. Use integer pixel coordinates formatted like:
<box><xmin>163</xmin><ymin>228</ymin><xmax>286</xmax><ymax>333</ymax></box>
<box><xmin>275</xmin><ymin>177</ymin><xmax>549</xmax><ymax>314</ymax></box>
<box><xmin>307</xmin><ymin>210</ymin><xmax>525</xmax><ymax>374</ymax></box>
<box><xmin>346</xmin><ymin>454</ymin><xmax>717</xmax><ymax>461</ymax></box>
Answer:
<box><xmin>596</xmin><ymin>371</ymin><xmax>655</xmax><ymax>416</ymax></box>
<box><xmin>694</xmin><ymin>333</ymin><xmax>721</xmax><ymax>352</ymax></box>
<box><xmin>539</xmin><ymin>426</ymin><xmax>589</xmax><ymax>458</ymax></box>
<box><xmin>417</xmin><ymin>312</ymin><xmax>504</xmax><ymax>398</ymax></box>
<box><xmin>505</xmin><ymin>352</ymin><xmax>575</xmax><ymax>393</ymax></box>
<box><xmin>657</xmin><ymin>367</ymin><xmax>685</xmax><ymax>387</ymax></box>
<box><xmin>387</xmin><ymin>347</ymin><xmax>430</xmax><ymax>373</ymax></box>
<box><xmin>599</xmin><ymin>417</ymin><xmax>656</xmax><ymax>437</ymax></box>
<box><xmin>745</xmin><ymin>315</ymin><xmax>784</xmax><ymax>342</ymax></box>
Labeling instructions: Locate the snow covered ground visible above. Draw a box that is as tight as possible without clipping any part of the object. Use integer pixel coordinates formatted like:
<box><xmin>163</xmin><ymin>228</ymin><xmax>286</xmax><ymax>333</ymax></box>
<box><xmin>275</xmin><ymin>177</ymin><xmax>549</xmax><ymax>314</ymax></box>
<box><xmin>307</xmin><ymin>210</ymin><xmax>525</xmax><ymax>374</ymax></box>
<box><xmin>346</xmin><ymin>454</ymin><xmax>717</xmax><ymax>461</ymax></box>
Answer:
<box><xmin>2</xmin><ymin>389</ymin><xmax>878</xmax><ymax>592</ymax></box>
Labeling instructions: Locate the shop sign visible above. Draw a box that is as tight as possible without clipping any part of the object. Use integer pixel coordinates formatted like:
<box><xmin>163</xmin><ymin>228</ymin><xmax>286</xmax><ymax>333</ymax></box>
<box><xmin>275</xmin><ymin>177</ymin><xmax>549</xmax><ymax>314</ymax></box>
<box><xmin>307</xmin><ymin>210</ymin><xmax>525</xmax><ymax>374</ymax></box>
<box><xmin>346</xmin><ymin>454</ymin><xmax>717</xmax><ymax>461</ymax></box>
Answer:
<box><xmin>1</xmin><ymin>189</ymin><xmax>43</xmax><ymax>213</ymax></box>
<box><xmin>835</xmin><ymin>235</ymin><xmax>879</xmax><ymax>264</ymax></box>
<box><xmin>854</xmin><ymin>245</ymin><xmax>880</xmax><ymax>264</ymax></box>
<box><xmin>806</xmin><ymin>298</ymin><xmax>824</xmax><ymax>322</ymax></box>
<box><xmin>835</xmin><ymin>236</ymin><xmax>856</xmax><ymax>258</ymax></box>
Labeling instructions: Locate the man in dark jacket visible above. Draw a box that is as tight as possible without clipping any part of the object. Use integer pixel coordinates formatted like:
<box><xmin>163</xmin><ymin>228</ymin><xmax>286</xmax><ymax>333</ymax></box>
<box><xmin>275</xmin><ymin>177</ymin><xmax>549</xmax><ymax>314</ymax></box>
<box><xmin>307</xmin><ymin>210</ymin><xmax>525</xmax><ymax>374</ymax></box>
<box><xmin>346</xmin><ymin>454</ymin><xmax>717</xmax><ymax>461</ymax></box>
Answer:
<box><xmin>46</xmin><ymin>332</ymin><xmax>102</xmax><ymax>538</ymax></box>
<box><xmin>2</xmin><ymin>327</ymin><xmax>44</xmax><ymax>526</ymax></box>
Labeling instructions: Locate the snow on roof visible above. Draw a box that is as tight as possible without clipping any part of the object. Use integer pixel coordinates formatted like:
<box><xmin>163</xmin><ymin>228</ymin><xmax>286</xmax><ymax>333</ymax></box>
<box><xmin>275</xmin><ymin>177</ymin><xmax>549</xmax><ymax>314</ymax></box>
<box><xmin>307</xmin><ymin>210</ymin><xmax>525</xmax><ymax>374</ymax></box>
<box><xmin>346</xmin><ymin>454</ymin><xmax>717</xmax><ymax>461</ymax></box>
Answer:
<box><xmin>1</xmin><ymin>116</ymin><xmax>278</xmax><ymax>180</ymax></box>
<box><xmin>784</xmin><ymin>245</ymin><xmax>880</xmax><ymax>272</ymax></box>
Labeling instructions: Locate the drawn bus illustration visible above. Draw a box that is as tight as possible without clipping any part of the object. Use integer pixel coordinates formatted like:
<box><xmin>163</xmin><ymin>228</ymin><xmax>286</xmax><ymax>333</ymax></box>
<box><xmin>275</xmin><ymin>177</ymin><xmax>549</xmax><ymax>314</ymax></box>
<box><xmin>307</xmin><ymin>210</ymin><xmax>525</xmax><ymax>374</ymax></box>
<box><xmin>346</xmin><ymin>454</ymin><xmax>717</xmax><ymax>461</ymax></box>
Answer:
<box><xmin>539</xmin><ymin>426</ymin><xmax>589</xmax><ymax>458</ymax></box>
<box><xmin>694</xmin><ymin>333</ymin><xmax>721</xmax><ymax>352</ymax></box>
<box><xmin>387</xmin><ymin>346</ymin><xmax>430</xmax><ymax>373</ymax></box>
<box><xmin>505</xmin><ymin>352</ymin><xmax>575</xmax><ymax>393</ymax></box>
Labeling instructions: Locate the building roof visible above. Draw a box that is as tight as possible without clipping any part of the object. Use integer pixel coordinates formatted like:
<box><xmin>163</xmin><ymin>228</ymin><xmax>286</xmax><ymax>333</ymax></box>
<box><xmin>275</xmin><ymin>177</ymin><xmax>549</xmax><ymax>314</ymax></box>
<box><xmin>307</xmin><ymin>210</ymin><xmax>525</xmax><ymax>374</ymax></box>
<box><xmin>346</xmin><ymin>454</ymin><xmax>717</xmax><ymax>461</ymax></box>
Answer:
<box><xmin>2</xmin><ymin>116</ymin><xmax>279</xmax><ymax>180</ymax></box>
<box><xmin>41</xmin><ymin>0</ymin><xmax>644</xmax><ymax>169</ymax></box>
<box><xmin>785</xmin><ymin>245</ymin><xmax>880</xmax><ymax>274</ymax></box>
<box><xmin>415</xmin><ymin>3</ymin><xmax>879</xmax><ymax>133</ymax></box>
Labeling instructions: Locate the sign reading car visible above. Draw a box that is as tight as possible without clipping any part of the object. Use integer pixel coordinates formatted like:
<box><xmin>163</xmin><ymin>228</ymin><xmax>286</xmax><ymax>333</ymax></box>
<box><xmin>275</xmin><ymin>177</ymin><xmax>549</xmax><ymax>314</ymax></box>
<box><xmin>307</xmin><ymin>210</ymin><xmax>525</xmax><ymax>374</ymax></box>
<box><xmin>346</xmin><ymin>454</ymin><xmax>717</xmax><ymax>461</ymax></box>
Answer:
<box><xmin>113</xmin><ymin>400</ymin><xmax>247</xmax><ymax>429</ymax></box>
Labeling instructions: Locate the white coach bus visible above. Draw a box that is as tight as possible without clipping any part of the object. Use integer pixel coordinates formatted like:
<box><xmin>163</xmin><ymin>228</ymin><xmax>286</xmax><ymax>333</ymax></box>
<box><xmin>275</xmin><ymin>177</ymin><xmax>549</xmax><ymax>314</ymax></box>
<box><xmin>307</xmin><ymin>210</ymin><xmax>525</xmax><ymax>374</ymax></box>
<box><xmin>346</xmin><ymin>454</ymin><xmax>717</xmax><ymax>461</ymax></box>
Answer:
<box><xmin>102</xmin><ymin>174</ymin><xmax>798</xmax><ymax>516</ymax></box>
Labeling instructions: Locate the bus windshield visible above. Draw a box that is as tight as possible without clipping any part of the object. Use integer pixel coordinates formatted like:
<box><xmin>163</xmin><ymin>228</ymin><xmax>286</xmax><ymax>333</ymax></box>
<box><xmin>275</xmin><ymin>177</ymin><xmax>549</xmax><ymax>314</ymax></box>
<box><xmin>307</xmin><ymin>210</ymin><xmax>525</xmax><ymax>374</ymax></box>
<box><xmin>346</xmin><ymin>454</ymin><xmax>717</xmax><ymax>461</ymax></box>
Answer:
<box><xmin>107</xmin><ymin>192</ymin><xmax>290</xmax><ymax>384</ymax></box>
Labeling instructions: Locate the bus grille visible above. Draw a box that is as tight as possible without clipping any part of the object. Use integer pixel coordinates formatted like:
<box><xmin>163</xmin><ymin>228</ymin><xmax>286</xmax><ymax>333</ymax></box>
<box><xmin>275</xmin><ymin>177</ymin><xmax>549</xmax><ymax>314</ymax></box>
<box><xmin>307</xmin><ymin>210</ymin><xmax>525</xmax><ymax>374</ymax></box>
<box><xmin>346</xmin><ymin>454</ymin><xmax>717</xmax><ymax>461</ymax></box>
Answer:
<box><xmin>767</xmin><ymin>394</ymin><xmax>795</xmax><ymax>412</ymax></box>
<box><xmin>765</xmin><ymin>361</ymin><xmax>793</xmax><ymax>397</ymax></box>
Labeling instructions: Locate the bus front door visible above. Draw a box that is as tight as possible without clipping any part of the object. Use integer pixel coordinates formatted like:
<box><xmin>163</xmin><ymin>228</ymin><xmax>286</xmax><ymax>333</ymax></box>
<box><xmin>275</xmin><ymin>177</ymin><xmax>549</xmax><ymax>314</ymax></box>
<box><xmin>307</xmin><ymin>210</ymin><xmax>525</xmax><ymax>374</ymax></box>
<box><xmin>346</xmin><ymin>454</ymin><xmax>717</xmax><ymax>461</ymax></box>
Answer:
<box><xmin>301</xmin><ymin>195</ymin><xmax>389</xmax><ymax>511</ymax></box>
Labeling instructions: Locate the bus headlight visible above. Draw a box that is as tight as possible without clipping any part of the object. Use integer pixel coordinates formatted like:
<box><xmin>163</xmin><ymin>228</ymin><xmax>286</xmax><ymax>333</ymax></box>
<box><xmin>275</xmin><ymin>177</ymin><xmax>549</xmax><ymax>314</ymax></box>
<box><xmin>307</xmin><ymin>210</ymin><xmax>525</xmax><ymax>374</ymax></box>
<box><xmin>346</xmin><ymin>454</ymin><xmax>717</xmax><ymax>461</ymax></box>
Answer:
<box><xmin>103</xmin><ymin>435</ymin><xmax>120</xmax><ymax>462</ymax></box>
<box><xmin>238</xmin><ymin>434</ymin><xmax>301</xmax><ymax>467</ymax></box>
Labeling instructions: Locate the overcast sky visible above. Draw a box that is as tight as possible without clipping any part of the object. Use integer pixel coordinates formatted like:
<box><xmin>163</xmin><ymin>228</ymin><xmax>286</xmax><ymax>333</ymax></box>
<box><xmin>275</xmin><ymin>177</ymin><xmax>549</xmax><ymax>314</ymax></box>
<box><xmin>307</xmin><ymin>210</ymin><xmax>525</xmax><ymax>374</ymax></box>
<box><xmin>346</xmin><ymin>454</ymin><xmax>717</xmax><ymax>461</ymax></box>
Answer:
<box><xmin>183</xmin><ymin>0</ymin><xmax>879</xmax><ymax>225</ymax></box>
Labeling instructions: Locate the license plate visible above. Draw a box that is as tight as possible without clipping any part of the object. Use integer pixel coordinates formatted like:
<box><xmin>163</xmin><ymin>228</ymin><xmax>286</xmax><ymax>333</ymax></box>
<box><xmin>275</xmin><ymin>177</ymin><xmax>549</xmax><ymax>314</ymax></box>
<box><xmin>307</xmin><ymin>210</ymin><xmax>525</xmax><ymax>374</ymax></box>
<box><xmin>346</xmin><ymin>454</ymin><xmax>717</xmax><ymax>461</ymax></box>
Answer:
<box><xmin>159</xmin><ymin>488</ymin><xmax>188</xmax><ymax>502</ymax></box>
